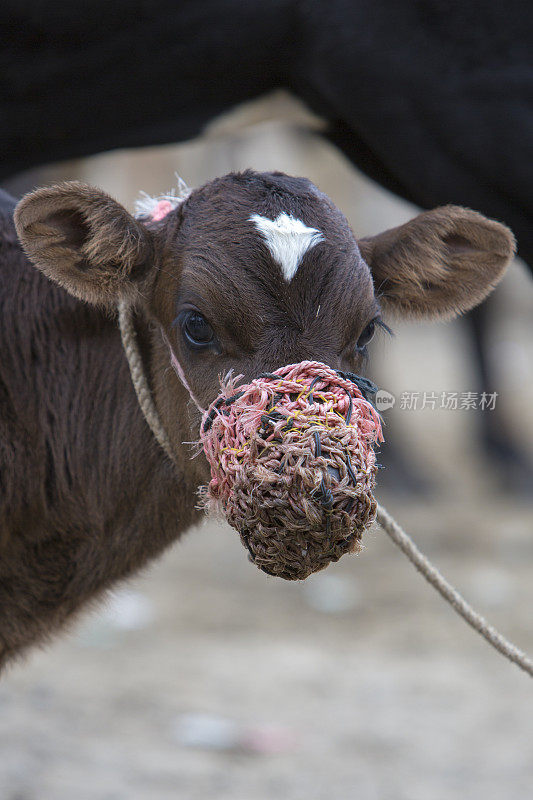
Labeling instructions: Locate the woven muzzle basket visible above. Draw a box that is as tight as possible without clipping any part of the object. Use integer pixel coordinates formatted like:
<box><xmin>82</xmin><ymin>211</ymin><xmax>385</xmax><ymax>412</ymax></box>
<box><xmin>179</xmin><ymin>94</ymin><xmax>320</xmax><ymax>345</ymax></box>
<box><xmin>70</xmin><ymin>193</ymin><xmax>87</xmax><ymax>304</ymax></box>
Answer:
<box><xmin>199</xmin><ymin>361</ymin><xmax>383</xmax><ymax>580</ymax></box>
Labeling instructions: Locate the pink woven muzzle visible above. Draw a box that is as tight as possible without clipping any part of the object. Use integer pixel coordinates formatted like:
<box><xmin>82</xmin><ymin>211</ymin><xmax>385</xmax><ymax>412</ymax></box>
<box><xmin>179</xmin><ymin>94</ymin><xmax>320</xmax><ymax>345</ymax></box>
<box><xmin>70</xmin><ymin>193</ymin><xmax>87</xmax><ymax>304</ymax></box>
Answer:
<box><xmin>198</xmin><ymin>360</ymin><xmax>383</xmax><ymax>580</ymax></box>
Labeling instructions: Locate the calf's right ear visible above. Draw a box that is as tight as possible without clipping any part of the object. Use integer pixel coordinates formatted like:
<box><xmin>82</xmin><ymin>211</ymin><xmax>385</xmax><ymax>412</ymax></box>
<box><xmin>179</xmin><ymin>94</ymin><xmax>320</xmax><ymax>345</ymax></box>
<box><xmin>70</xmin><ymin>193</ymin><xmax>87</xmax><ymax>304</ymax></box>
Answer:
<box><xmin>14</xmin><ymin>182</ymin><xmax>155</xmax><ymax>307</ymax></box>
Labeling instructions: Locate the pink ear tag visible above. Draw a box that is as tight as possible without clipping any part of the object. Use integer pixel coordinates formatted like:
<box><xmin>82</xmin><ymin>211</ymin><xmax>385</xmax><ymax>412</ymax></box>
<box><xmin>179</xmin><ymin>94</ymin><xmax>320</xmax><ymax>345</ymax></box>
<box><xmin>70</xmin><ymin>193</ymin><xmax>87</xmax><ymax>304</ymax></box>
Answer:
<box><xmin>151</xmin><ymin>200</ymin><xmax>174</xmax><ymax>221</ymax></box>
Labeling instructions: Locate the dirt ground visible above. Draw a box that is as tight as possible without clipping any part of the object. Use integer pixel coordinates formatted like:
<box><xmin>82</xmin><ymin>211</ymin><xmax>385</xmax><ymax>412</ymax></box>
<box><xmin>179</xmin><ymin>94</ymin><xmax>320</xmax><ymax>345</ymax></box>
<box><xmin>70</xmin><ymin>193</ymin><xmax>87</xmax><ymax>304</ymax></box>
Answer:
<box><xmin>1</xmin><ymin>109</ymin><xmax>532</xmax><ymax>799</ymax></box>
<box><xmin>2</xmin><ymin>494</ymin><xmax>532</xmax><ymax>800</ymax></box>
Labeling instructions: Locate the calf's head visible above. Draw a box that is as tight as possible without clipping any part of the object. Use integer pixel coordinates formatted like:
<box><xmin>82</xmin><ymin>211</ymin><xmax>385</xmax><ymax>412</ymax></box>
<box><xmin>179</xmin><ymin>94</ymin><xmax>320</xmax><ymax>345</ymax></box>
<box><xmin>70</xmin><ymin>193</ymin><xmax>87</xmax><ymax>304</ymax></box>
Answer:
<box><xmin>15</xmin><ymin>170</ymin><xmax>515</xmax><ymax>449</ymax></box>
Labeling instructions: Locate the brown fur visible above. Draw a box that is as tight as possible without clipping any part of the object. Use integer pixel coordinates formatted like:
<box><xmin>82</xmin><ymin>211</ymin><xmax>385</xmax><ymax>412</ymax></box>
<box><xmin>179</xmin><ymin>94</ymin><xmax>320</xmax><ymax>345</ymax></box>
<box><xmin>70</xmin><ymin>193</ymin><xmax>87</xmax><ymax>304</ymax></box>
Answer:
<box><xmin>0</xmin><ymin>170</ymin><xmax>514</xmax><ymax>668</ymax></box>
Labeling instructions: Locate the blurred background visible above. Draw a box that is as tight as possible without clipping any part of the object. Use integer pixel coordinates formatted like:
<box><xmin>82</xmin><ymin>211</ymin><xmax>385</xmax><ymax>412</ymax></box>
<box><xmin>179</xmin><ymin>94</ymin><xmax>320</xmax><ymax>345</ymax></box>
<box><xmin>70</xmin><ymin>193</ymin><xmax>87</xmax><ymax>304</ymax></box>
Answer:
<box><xmin>1</xmin><ymin>94</ymin><xmax>532</xmax><ymax>799</ymax></box>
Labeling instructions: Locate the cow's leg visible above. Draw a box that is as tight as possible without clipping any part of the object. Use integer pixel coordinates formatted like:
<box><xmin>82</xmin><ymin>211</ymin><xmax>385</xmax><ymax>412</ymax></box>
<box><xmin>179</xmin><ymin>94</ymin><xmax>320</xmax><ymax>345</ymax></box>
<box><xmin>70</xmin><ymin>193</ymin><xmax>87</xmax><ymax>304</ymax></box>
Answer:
<box><xmin>466</xmin><ymin>298</ymin><xmax>533</xmax><ymax>495</ymax></box>
<box><xmin>375</xmin><ymin>431</ymin><xmax>434</xmax><ymax>497</ymax></box>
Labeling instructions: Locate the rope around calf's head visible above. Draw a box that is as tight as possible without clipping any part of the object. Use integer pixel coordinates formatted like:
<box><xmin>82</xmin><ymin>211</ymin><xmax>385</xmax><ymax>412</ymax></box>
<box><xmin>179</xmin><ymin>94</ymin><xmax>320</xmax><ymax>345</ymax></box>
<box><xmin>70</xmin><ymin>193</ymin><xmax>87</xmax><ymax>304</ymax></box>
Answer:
<box><xmin>118</xmin><ymin>301</ymin><xmax>176</xmax><ymax>462</ymax></box>
<box><xmin>118</xmin><ymin>301</ymin><xmax>533</xmax><ymax>678</ymax></box>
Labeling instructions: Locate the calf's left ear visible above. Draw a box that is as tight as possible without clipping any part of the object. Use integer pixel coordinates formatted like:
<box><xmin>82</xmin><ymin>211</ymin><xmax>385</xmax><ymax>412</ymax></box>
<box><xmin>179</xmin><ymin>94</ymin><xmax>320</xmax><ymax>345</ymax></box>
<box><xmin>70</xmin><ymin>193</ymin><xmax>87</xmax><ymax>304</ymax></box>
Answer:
<box><xmin>358</xmin><ymin>206</ymin><xmax>515</xmax><ymax>319</ymax></box>
<box><xmin>15</xmin><ymin>182</ymin><xmax>155</xmax><ymax>307</ymax></box>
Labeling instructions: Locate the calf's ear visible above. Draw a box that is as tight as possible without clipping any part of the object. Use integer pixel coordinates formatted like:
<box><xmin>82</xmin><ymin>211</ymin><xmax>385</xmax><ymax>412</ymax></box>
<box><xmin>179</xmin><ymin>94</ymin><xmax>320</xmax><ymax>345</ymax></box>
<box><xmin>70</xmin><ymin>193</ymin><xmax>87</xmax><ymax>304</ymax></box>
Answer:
<box><xmin>358</xmin><ymin>206</ymin><xmax>515</xmax><ymax>319</ymax></box>
<box><xmin>14</xmin><ymin>182</ymin><xmax>155</xmax><ymax>307</ymax></box>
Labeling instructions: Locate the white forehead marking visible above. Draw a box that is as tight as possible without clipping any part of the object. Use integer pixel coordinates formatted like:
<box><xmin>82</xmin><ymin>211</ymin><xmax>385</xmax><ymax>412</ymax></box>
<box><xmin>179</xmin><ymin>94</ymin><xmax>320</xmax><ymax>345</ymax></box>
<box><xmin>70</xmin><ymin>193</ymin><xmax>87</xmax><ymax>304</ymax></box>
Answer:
<box><xmin>249</xmin><ymin>212</ymin><xmax>325</xmax><ymax>282</ymax></box>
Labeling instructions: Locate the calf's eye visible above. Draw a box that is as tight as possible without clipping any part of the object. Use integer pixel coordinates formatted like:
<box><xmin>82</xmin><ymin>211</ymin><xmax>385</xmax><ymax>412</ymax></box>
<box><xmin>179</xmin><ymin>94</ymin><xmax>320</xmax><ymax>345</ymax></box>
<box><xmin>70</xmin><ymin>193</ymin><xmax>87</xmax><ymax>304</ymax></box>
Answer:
<box><xmin>181</xmin><ymin>311</ymin><xmax>215</xmax><ymax>348</ymax></box>
<box><xmin>356</xmin><ymin>320</ymin><xmax>376</xmax><ymax>350</ymax></box>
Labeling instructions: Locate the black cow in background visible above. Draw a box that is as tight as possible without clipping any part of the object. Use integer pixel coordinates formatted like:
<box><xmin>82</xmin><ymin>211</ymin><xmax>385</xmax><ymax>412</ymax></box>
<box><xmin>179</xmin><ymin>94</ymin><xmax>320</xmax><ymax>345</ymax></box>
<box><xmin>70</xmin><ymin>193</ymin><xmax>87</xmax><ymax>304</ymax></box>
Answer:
<box><xmin>2</xmin><ymin>0</ymin><xmax>532</xmax><ymax>491</ymax></box>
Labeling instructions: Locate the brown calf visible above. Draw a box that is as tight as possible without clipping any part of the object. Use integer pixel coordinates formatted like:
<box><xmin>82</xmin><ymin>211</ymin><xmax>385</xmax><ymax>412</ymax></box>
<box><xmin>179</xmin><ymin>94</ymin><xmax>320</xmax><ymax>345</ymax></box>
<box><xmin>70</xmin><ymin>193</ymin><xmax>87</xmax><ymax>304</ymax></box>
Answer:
<box><xmin>0</xmin><ymin>170</ymin><xmax>514</xmax><ymax>667</ymax></box>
